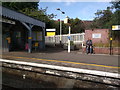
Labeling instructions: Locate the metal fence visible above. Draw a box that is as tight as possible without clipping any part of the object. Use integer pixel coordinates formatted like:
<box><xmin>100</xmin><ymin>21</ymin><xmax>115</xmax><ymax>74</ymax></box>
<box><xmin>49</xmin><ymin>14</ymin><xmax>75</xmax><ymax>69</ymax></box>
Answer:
<box><xmin>45</xmin><ymin>33</ymin><xmax>85</xmax><ymax>46</ymax></box>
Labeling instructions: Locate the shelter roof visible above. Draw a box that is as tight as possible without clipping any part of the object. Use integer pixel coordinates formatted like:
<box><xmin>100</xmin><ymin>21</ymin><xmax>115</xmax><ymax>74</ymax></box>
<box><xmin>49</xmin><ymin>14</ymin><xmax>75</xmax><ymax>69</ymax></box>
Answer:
<box><xmin>0</xmin><ymin>6</ymin><xmax>45</xmax><ymax>28</ymax></box>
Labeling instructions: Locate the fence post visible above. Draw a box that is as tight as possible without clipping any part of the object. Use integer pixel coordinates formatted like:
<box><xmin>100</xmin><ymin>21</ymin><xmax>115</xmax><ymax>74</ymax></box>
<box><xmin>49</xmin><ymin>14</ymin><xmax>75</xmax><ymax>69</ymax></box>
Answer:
<box><xmin>68</xmin><ymin>26</ymin><xmax>71</xmax><ymax>53</ymax></box>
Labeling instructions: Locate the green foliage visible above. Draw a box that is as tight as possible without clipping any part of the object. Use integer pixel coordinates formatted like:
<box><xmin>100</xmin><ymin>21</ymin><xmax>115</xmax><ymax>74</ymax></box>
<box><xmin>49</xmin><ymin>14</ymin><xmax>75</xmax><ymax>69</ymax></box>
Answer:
<box><xmin>2</xmin><ymin>2</ymin><xmax>38</xmax><ymax>11</ymax></box>
<box><xmin>94</xmin><ymin>41</ymin><xmax>120</xmax><ymax>47</ymax></box>
<box><xmin>92</xmin><ymin>1</ymin><xmax>120</xmax><ymax>40</ymax></box>
<box><xmin>19</xmin><ymin>8</ymin><xmax>49</xmax><ymax>22</ymax></box>
<box><xmin>111</xmin><ymin>0</ymin><xmax>120</xmax><ymax>10</ymax></box>
<box><xmin>69</xmin><ymin>18</ymin><xmax>85</xmax><ymax>33</ymax></box>
<box><xmin>62</xmin><ymin>23</ymin><xmax>69</xmax><ymax>34</ymax></box>
<box><xmin>52</xmin><ymin>17</ymin><xmax>85</xmax><ymax>35</ymax></box>
<box><xmin>70</xmin><ymin>41</ymin><xmax>74</xmax><ymax>45</ymax></box>
<box><xmin>2</xmin><ymin>2</ymin><xmax>85</xmax><ymax>35</ymax></box>
<box><xmin>93</xmin><ymin>7</ymin><xmax>113</xmax><ymax>29</ymax></box>
<box><xmin>65</xmin><ymin>41</ymin><xmax>74</xmax><ymax>46</ymax></box>
<box><xmin>2</xmin><ymin>2</ymin><xmax>57</xmax><ymax>32</ymax></box>
<box><xmin>94</xmin><ymin>43</ymin><xmax>109</xmax><ymax>47</ymax></box>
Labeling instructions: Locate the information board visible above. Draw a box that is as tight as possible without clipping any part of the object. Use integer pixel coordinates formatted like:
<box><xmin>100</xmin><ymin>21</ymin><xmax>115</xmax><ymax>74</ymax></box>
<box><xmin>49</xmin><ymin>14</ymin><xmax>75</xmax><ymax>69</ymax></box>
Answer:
<box><xmin>46</xmin><ymin>29</ymin><xmax>56</xmax><ymax>36</ymax></box>
<box><xmin>92</xmin><ymin>33</ymin><xmax>101</xmax><ymax>38</ymax></box>
<box><xmin>47</xmin><ymin>32</ymin><xmax>55</xmax><ymax>36</ymax></box>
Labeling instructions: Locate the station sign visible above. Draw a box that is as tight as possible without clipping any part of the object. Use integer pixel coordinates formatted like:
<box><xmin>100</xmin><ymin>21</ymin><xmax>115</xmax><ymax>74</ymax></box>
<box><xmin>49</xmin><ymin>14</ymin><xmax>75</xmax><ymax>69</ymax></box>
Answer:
<box><xmin>46</xmin><ymin>29</ymin><xmax>56</xmax><ymax>36</ymax></box>
<box><xmin>112</xmin><ymin>25</ymin><xmax>120</xmax><ymax>30</ymax></box>
<box><xmin>46</xmin><ymin>29</ymin><xmax>56</xmax><ymax>32</ymax></box>
<box><xmin>64</xmin><ymin>17</ymin><xmax>69</xmax><ymax>24</ymax></box>
<box><xmin>67</xmin><ymin>36</ymin><xmax>71</xmax><ymax>40</ymax></box>
<box><xmin>47</xmin><ymin>32</ymin><xmax>56</xmax><ymax>36</ymax></box>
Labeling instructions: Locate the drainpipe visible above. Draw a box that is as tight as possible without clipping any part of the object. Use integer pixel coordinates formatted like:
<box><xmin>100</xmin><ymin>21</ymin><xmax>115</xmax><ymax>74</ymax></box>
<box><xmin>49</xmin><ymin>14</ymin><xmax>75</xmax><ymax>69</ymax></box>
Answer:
<box><xmin>42</xmin><ymin>27</ymin><xmax>45</xmax><ymax>49</ymax></box>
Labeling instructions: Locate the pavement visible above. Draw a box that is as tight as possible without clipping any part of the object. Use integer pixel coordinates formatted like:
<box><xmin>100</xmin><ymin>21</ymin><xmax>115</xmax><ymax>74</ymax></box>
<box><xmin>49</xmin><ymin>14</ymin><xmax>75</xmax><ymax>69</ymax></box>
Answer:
<box><xmin>2</xmin><ymin>47</ymin><xmax>120</xmax><ymax>74</ymax></box>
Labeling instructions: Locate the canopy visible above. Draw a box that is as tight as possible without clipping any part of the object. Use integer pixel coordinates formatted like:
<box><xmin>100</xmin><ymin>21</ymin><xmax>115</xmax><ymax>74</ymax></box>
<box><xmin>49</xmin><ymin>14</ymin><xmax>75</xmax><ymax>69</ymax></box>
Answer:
<box><xmin>0</xmin><ymin>6</ymin><xmax>45</xmax><ymax>28</ymax></box>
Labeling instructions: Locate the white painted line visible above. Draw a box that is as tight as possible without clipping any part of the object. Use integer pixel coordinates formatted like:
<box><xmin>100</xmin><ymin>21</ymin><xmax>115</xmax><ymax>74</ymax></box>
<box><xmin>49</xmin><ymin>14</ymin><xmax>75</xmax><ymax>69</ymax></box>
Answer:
<box><xmin>0</xmin><ymin>59</ymin><xmax>120</xmax><ymax>79</ymax></box>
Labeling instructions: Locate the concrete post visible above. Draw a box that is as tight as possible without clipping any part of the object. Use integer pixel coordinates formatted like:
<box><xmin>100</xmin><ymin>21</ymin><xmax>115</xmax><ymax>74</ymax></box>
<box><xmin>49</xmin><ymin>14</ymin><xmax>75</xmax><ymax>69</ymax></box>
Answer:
<box><xmin>28</xmin><ymin>29</ymin><xmax>32</xmax><ymax>53</ymax></box>
<box><xmin>28</xmin><ymin>24</ymin><xmax>34</xmax><ymax>53</ymax></box>
<box><xmin>21</xmin><ymin>22</ymin><xmax>33</xmax><ymax>53</ymax></box>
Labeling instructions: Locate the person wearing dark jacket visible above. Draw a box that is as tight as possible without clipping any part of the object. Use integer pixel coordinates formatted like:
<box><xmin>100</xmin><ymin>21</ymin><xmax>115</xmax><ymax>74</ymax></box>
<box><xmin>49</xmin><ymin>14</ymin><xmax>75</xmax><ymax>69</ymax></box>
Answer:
<box><xmin>86</xmin><ymin>38</ymin><xmax>93</xmax><ymax>54</ymax></box>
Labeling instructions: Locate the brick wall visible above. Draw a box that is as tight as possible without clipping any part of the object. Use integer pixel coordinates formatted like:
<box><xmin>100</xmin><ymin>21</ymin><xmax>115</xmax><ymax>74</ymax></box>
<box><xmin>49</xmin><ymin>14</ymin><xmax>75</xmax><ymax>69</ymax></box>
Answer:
<box><xmin>82</xmin><ymin>47</ymin><xmax>120</xmax><ymax>55</ymax></box>
<box><xmin>85</xmin><ymin>29</ymin><xmax>110</xmax><ymax>44</ymax></box>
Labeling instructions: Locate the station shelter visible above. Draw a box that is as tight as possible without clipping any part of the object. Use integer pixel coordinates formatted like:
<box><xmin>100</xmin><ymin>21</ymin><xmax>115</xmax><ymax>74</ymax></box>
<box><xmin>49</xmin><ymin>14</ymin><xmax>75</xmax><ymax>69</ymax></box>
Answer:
<box><xmin>0</xmin><ymin>6</ymin><xmax>46</xmax><ymax>53</ymax></box>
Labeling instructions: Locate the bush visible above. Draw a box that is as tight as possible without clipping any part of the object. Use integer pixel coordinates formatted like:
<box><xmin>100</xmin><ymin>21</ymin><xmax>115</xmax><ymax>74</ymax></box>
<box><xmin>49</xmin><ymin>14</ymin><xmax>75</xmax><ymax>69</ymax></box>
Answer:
<box><xmin>70</xmin><ymin>41</ymin><xmax>74</xmax><ymax>45</ymax></box>
<box><xmin>93</xmin><ymin>41</ymin><xmax>120</xmax><ymax>47</ymax></box>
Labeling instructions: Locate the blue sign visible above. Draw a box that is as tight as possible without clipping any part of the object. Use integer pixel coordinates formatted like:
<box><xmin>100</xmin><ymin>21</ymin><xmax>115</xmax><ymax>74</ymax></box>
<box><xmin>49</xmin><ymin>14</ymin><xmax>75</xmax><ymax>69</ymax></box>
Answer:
<box><xmin>67</xmin><ymin>36</ymin><xmax>71</xmax><ymax>40</ymax></box>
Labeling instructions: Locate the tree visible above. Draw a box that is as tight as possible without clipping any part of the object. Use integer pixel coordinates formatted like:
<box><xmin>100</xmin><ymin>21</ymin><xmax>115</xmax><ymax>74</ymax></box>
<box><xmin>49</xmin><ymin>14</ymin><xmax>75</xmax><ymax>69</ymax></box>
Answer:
<box><xmin>2</xmin><ymin>2</ymin><xmax>38</xmax><ymax>11</ymax></box>
<box><xmin>69</xmin><ymin>18</ymin><xmax>85</xmax><ymax>33</ymax></box>
<box><xmin>93</xmin><ymin>1</ymin><xmax>120</xmax><ymax>40</ymax></box>
<box><xmin>95</xmin><ymin>10</ymin><xmax>103</xmax><ymax>19</ymax></box>
<box><xmin>111</xmin><ymin>0</ymin><xmax>120</xmax><ymax>10</ymax></box>
<box><xmin>110</xmin><ymin>0</ymin><xmax>120</xmax><ymax>25</ymax></box>
<box><xmin>93</xmin><ymin>7</ymin><xmax>113</xmax><ymax>29</ymax></box>
<box><xmin>2</xmin><ymin>2</ymin><xmax>57</xmax><ymax>32</ymax></box>
<box><xmin>111</xmin><ymin>0</ymin><xmax>120</xmax><ymax>40</ymax></box>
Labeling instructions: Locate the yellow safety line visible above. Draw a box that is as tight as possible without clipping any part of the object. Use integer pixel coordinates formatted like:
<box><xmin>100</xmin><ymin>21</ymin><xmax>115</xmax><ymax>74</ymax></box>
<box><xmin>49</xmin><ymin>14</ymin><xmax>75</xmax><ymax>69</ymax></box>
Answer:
<box><xmin>3</xmin><ymin>55</ymin><xmax>120</xmax><ymax>69</ymax></box>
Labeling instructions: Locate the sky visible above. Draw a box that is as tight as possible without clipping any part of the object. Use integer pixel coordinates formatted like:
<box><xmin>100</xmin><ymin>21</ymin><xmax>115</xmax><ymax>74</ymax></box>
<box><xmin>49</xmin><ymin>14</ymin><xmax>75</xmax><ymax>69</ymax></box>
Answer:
<box><xmin>38</xmin><ymin>2</ymin><xmax>112</xmax><ymax>21</ymax></box>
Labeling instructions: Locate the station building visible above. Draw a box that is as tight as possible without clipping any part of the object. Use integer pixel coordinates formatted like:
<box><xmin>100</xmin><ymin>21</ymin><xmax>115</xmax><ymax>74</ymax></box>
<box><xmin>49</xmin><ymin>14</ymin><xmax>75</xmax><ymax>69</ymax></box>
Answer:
<box><xmin>1</xmin><ymin>6</ymin><xmax>45</xmax><ymax>53</ymax></box>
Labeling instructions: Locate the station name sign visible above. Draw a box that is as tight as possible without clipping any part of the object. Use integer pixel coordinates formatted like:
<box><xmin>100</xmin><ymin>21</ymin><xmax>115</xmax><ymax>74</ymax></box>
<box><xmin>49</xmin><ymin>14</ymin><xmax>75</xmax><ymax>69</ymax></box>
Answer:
<box><xmin>46</xmin><ymin>29</ymin><xmax>56</xmax><ymax>36</ymax></box>
<box><xmin>112</xmin><ymin>25</ymin><xmax>120</xmax><ymax>30</ymax></box>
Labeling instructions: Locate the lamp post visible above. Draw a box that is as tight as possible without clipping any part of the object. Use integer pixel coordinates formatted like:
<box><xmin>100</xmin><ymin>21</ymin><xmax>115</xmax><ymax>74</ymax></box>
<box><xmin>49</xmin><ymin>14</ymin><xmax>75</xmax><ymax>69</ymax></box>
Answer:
<box><xmin>56</xmin><ymin>8</ymin><xmax>65</xmax><ymax>45</ymax></box>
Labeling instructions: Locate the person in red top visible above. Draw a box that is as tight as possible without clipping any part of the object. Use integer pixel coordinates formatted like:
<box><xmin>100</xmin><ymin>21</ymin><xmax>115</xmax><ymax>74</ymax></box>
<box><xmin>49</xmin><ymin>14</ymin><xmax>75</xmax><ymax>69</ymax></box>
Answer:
<box><xmin>25</xmin><ymin>42</ymin><xmax>29</xmax><ymax>51</ymax></box>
